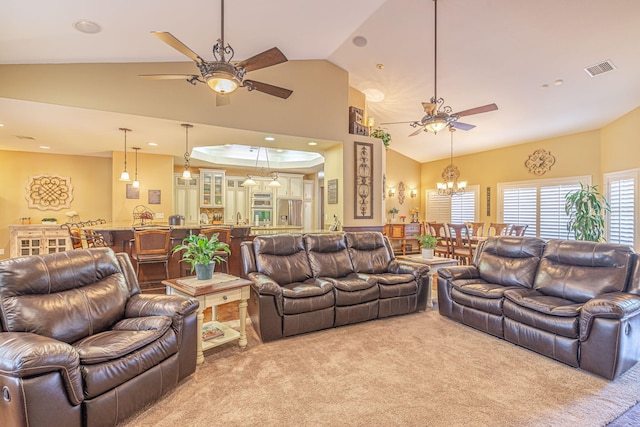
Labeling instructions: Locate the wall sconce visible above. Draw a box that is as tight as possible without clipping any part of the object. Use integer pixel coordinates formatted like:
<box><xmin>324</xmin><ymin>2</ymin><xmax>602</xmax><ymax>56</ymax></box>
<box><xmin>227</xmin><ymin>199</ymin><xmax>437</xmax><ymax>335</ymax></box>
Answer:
<box><xmin>367</xmin><ymin>117</ymin><xmax>375</xmax><ymax>130</ymax></box>
<box><xmin>388</xmin><ymin>187</ymin><xmax>396</xmax><ymax>198</ymax></box>
<box><xmin>410</xmin><ymin>189</ymin><xmax>417</xmax><ymax>198</ymax></box>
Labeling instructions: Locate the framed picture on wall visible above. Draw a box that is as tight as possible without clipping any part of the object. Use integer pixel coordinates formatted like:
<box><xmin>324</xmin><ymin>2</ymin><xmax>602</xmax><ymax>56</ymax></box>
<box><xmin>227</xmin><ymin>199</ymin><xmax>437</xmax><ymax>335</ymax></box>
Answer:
<box><xmin>354</xmin><ymin>141</ymin><xmax>373</xmax><ymax>219</ymax></box>
<box><xmin>328</xmin><ymin>179</ymin><xmax>338</xmax><ymax>204</ymax></box>
<box><xmin>148</xmin><ymin>189</ymin><xmax>161</xmax><ymax>204</ymax></box>
<box><xmin>126</xmin><ymin>184</ymin><xmax>140</xmax><ymax>199</ymax></box>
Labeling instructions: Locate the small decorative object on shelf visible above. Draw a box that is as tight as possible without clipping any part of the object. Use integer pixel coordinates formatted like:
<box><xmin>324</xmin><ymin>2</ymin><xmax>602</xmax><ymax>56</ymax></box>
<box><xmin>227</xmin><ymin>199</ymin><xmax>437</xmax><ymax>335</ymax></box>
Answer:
<box><xmin>370</xmin><ymin>127</ymin><xmax>391</xmax><ymax>150</ymax></box>
<box><xmin>388</xmin><ymin>207</ymin><xmax>399</xmax><ymax>223</ymax></box>
<box><xmin>202</xmin><ymin>323</ymin><xmax>224</xmax><ymax>341</ymax></box>
<box><xmin>41</xmin><ymin>217</ymin><xmax>57</xmax><ymax>224</ymax></box>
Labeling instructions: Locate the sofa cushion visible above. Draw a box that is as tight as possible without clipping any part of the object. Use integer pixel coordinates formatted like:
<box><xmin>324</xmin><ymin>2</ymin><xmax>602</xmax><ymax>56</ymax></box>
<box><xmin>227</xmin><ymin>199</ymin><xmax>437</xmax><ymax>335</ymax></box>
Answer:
<box><xmin>253</xmin><ymin>235</ymin><xmax>313</xmax><ymax>286</ymax></box>
<box><xmin>476</xmin><ymin>236</ymin><xmax>545</xmax><ymax>289</ymax></box>
<box><xmin>451</xmin><ymin>289</ymin><xmax>505</xmax><ymax>316</ymax></box>
<box><xmin>74</xmin><ymin>316</ymin><xmax>172</xmax><ymax>364</ymax></box>
<box><xmin>503</xmin><ymin>299</ymin><xmax>579</xmax><ymax>338</ymax></box>
<box><xmin>504</xmin><ymin>288</ymin><xmax>582</xmax><ymax>317</ymax></box>
<box><xmin>378</xmin><ymin>280</ymin><xmax>418</xmax><ymax>299</ymax></box>
<box><xmin>345</xmin><ymin>232</ymin><xmax>391</xmax><ymax>274</ymax></box>
<box><xmin>304</xmin><ymin>234</ymin><xmax>354</xmax><ymax>278</ymax></box>
<box><xmin>452</xmin><ymin>279</ymin><xmax>517</xmax><ymax>299</ymax></box>
<box><xmin>322</xmin><ymin>274</ymin><xmax>379</xmax><ymax>306</ymax></box>
<box><xmin>534</xmin><ymin>240</ymin><xmax>634</xmax><ymax>302</ymax></box>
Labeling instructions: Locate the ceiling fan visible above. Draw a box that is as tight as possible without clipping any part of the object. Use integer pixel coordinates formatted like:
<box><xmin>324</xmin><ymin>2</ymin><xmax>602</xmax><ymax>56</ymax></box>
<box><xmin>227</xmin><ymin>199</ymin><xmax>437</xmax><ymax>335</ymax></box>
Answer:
<box><xmin>382</xmin><ymin>0</ymin><xmax>497</xmax><ymax>135</ymax></box>
<box><xmin>139</xmin><ymin>0</ymin><xmax>293</xmax><ymax>106</ymax></box>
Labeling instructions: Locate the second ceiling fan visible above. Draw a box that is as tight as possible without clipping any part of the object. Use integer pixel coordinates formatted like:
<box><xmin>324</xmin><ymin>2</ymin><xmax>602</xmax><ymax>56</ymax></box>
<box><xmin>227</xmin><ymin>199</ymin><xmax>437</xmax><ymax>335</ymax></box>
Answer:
<box><xmin>383</xmin><ymin>0</ymin><xmax>497</xmax><ymax>135</ymax></box>
<box><xmin>139</xmin><ymin>0</ymin><xmax>293</xmax><ymax>106</ymax></box>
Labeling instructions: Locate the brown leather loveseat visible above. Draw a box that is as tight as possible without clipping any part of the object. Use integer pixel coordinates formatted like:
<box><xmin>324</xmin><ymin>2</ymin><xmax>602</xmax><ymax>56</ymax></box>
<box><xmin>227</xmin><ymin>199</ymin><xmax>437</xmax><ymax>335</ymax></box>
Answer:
<box><xmin>437</xmin><ymin>236</ymin><xmax>640</xmax><ymax>379</ymax></box>
<box><xmin>241</xmin><ymin>231</ymin><xmax>430</xmax><ymax>342</ymax></box>
<box><xmin>0</xmin><ymin>248</ymin><xmax>199</xmax><ymax>427</ymax></box>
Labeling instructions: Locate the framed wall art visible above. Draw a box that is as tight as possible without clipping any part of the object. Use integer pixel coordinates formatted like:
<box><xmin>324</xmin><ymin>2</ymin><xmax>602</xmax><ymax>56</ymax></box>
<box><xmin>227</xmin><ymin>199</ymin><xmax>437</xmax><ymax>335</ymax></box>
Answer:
<box><xmin>327</xmin><ymin>179</ymin><xmax>338</xmax><ymax>204</ymax></box>
<box><xmin>354</xmin><ymin>141</ymin><xmax>373</xmax><ymax>219</ymax></box>
<box><xmin>26</xmin><ymin>174</ymin><xmax>74</xmax><ymax>210</ymax></box>
<box><xmin>148</xmin><ymin>189</ymin><xmax>161</xmax><ymax>204</ymax></box>
<box><xmin>126</xmin><ymin>184</ymin><xmax>140</xmax><ymax>199</ymax></box>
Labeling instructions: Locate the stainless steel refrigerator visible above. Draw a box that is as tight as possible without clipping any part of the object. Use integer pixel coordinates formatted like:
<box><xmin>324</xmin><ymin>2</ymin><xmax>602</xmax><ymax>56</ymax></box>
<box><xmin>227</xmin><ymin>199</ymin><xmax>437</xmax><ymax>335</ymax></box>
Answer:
<box><xmin>276</xmin><ymin>199</ymin><xmax>303</xmax><ymax>226</ymax></box>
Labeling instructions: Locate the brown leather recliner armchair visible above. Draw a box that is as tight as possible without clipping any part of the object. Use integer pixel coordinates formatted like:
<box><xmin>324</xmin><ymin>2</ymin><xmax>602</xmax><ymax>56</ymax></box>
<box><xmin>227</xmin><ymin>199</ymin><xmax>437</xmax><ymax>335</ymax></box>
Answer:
<box><xmin>0</xmin><ymin>247</ymin><xmax>199</xmax><ymax>427</ymax></box>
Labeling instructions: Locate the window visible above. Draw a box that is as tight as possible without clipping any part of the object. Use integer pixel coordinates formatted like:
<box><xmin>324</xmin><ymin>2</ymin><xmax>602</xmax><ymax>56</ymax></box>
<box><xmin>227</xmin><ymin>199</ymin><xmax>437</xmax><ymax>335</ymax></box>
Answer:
<box><xmin>605</xmin><ymin>169</ymin><xmax>638</xmax><ymax>249</ymax></box>
<box><xmin>498</xmin><ymin>176</ymin><xmax>588</xmax><ymax>239</ymax></box>
<box><xmin>426</xmin><ymin>185</ymin><xmax>479</xmax><ymax>223</ymax></box>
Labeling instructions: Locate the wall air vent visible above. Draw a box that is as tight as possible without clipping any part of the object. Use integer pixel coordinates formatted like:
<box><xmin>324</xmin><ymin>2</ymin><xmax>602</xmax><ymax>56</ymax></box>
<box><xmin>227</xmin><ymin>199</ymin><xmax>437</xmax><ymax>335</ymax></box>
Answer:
<box><xmin>16</xmin><ymin>135</ymin><xmax>36</xmax><ymax>141</ymax></box>
<box><xmin>584</xmin><ymin>60</ymin><xmax>616</xmax><ymax>77</ymax></box>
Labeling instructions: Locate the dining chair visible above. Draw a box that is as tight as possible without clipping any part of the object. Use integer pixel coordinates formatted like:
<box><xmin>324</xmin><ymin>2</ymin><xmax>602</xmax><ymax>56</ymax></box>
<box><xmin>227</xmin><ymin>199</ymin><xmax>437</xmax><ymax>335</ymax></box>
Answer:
<box><xmin>467</xmin><ymin>222</ymin><xmax>486</xmax><ymax>238</ymax></box>
<box><xmin>508</xmin><ymin>224</ymin><xmax>528</xmax><ymax>236</ymax></box>
<box><xmin>488</xmin><ymin>223</ymin><xmax>510</xmax><ymax>236</ymax></box>
<box><xmin>426</xmin><ymin>222</ymin><xmax>450</xmax><ymax>258</ymax></box>
<box><xmin>131</xmin><ymin>228</ymin><xmax>172</xmax><ymax>281</ymax></box>
<box><xmin>446</xmin><ymin>223</ymin><xmax>474</xmax><ymax>265</ymax></box>
<box><xmin>199</xmin><ymin>227</ymin><xmax>231</xmax><ymax>274</ymax></box>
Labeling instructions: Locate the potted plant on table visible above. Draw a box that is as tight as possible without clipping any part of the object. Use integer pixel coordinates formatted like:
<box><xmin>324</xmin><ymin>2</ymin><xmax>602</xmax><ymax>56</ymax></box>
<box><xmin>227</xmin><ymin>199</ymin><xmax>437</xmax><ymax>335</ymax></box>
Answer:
<box><xmin>564</xmin><ymin>183</ymin><xmax>610</xmax><ymax>242</ymax></box>
<box><xmin>172</xmin><ymin>232</ymin><xmax>230</xmax><ymax>280</ymax></box>
<box><xmin>388</xmin><ymin>207</ymin><xmax>399</xmax><ymax>223</ymax></box>
<box><xmin>415</xmin><ymin>233</ymin><xmax>438</xmax><ymax>259</ymax></box>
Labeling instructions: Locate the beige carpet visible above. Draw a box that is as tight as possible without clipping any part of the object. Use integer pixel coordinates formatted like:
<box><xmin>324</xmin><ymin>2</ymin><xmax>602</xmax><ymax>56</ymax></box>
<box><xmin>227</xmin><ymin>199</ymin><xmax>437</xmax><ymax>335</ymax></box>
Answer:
<box><xmin>122</xmin><ymin>310</ymin><xmax>640</xmax><ymax>427</ymax></box>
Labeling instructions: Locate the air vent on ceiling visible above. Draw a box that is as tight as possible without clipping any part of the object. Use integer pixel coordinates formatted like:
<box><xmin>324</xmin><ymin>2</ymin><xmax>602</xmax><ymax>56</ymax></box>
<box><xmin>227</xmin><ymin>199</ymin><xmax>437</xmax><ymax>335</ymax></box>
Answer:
<box><xmin>16</xmin><ymin>135</ymin><xmax>36</xmax><ymax>141</ymax></box>
<box><xmin>584</xmin><ymin>60</ymin><xmax>616</xmax><ymax>77</ymax></box>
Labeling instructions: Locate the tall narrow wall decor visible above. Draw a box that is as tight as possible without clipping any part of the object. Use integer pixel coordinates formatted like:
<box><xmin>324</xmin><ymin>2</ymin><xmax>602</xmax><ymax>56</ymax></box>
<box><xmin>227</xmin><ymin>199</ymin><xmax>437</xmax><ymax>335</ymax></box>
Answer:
<box><xmin>354</xmin><ymin>141</ymin><xmax>373</xmax><ymax>219</ymax></box>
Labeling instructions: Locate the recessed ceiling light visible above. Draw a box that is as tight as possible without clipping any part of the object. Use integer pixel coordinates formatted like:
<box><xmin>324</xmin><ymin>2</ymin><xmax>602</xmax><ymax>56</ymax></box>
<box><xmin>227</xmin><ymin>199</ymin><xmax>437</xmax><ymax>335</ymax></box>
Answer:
<box><xmin>39</xmin><ymin>146</ymin><xmax>50</xmax><ymax>149</ymax></box>
<box><xmin>277</xmin><ymin>149</ymin><xmax>284</xmax><ymax>153</ymax></box>
<box><xmin>147</xmin><ymin>142</ymin><xmax>158</xmax><ymax>146</ymax></box>
<box><xmin>73</xmin><ymin>20</ymin><xmax>102</xmax><ymax>34</ymax></box>
<box><xmin>541</xmin><ymin>84</ymin><xmax>549</xmax><ymax>88</ymax></box>
<box><xmin>352</xmin><ymin>36</ymin><xmax>368</xmax><ymax>47</ymax></box>
<box><xmin>0</xmin><ymin>123</ymin><xmax>4</xmax><ymax>127</ymax></box>
<box><xmin>376</xmin><ymin>64</ymin><xmax>384</xmax><ymax>70</ymax></box>
<box><xmin>224</xmin><ymin>144</ymin><xmax>232</xmax><ymax>147</ymax></box>
<box><xmin>308</xmin><ymin>141</ymin><xmax>317</xmax><ymax>146</ymax></box>
<box><xmin>554</xmin><ymin>79</ymin><xmax>563</xmax><ymax>86</ymax></box>
<box><xmin>264</xmin><ymin>136</ymin><xmax>275</xmax><ymax>141</ymax></box>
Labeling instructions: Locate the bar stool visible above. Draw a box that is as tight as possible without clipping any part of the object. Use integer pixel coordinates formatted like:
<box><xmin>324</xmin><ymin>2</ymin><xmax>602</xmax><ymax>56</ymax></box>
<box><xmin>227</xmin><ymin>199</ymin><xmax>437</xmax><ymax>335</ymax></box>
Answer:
<box><xmin>131</xmin><ymin>228</ymin><xmax>172</xmax><ymax>281</ymax></box>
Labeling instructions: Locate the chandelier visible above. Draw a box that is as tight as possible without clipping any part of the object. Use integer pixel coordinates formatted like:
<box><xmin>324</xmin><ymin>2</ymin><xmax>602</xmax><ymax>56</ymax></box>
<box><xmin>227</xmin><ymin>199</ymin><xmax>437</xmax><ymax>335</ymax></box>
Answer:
<box><xmin>241</xmin><ymin>147</ymin><xmax>281</xmax><ymax>188</ymax></box>
<box><xmin>437</xmin><ymin>127</ymin><xmax>467</xmax><ymax>196</ymax></box>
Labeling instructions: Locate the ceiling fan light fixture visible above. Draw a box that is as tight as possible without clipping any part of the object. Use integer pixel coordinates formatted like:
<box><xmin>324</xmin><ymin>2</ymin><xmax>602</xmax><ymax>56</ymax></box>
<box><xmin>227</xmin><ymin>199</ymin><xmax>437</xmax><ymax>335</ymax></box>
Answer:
<box><xmin>203</xmin><ymin>62</ymin><xmax>242</xmax><ymax>94</ymax></box>
<box><xmin>424</xmin><ymin>117</ymin><xmax>449</xmax><ymax>134</ymax></box>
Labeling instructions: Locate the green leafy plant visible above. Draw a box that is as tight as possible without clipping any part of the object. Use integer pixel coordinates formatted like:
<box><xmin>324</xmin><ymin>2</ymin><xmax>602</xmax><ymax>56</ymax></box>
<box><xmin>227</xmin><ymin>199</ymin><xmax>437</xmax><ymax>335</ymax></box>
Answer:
<box><xmin>371</xmin><ymin>127</ymin><xmax>392</xmax><ymax>149</ymax></box>
<box><xmin>172</xmin><ymin>232</ymin><xmax>230</xmax><ymax>272</ymax></box>
<box><xmin>564</xmin><ymin>183</ymin><xmax>610</xmax><ymax>242</ymax></box>
<box><xmin>388</xmin><ymin>207</ymin><xmax>399</xmax><ymax>215</ymax></box>
<box><xmin>41</xmin><ymin>217</ymin><xmax>57</xmax><ymax>222</ymax></box>
<box><xmin>415</xmin><ymin>233</ymin><xmax>438</xmax><ymax>249</ymax></box>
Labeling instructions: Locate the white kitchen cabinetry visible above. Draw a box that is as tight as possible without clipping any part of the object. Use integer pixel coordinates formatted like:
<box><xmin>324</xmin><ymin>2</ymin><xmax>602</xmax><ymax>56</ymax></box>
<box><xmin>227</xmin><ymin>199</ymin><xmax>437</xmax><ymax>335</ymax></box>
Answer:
<box><xmin>302</xmin><ymin>179</ymin><xmax>315</xmax><ymax>231</ymax></box>
<box><xmin>275</xmin><ymin>174</ymin><xmax>303</xmax><ymax>198</ymax></box>
<box><xmin>9</xmin><ymin>225</ymin><xmax>71</xmax><ymax>258</ymax></box>
<box><xmin>225</xmin><ymin>177</ymin><xmax>248</xmax><ymax>224</ymax></box>
<box><xmin>174</xmin><ymin>174</ymin><xmax>200</xmax><ymax>225</ymax></box>
<box><xmin>200</xmin><ymin>169</ymin><xmax>225</xmax><ymax>208</ymax></box>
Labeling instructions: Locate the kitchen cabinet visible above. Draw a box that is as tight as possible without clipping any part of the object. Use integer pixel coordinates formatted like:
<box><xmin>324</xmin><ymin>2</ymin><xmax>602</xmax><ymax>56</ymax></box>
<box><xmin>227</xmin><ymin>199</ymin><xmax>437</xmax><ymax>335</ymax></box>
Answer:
<box><xmin>174</xmin><ymin>174</ymin><xmax>199</xmax><ymax>225</ymax></box>
<box><xmin>225</xmin><ymin>177</ymin><xmax>248</xmax><ymax>224</ymax></box>
<box><xmin>9</xmin><ymin>225</ymin><xmax>71</xmax><ymax>258</ymax></box>
<box><xmin>200</xmin><ymin>169</ymin><xmax>225</xmax><ymax>208</ymax></box>
<box><xmin>275</xmin><ymin>174</ymin><xmax>303</xmax><ymax>198</ymax></box>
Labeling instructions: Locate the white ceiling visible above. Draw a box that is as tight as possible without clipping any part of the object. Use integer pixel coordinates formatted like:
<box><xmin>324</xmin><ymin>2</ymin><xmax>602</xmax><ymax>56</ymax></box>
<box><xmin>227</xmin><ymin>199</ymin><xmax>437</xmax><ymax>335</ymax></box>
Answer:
<box><xmin>1</xmin><ymin>0</ymin><xmax>640</xmax><ymax>166</ymax></box>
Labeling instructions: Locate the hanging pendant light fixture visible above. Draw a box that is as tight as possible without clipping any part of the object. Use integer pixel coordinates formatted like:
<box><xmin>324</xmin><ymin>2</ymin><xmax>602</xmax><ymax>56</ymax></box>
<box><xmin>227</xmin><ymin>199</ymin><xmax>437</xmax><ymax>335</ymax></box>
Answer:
<box><xmin>241</xmin><ymin>147</ymin><xmax>281</xmax><ymax>187</ymax></box>
<box><xmin>181</xmin><ymin>123</ymin><xmax>193</xmax><ymax>179</ymax></box>
<box><xmin>119</xmin><ymin>127</ymin><xmax>131</xmax><ymax>181</ymax></box>
<box><xmin>437</xmin><ymin>127</ymin><xmax>467</xmax><ymax>196</ymax></box>
<box><xmin>132</xmin><ymin>147</ymin><xmax>141</xmax><ymax>188</ymax></box>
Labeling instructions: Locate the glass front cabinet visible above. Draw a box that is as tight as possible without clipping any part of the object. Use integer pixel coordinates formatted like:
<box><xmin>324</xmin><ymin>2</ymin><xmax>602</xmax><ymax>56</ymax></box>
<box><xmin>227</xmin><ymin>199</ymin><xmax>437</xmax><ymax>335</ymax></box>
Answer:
<box><xmin>200</xmin><ymin>169</ymin><xmax>225</xmax><ymax>208</ymax></box>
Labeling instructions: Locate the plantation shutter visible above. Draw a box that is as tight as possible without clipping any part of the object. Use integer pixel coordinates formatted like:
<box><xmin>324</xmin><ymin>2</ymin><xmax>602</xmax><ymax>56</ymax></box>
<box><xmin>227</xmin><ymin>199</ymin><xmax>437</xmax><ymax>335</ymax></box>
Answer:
<box><xmin>426</xmin><ymin>191</ymin><xmax>450</xmax><ymax>223</ymax></box>
<box><xmin>608</xmin><ymin>177</ymin><xmax>635</xmax><ymax>246</ymax></box>
<box><xmin>451</xmin><ymin>191</ymin><xmax>475</xmax><ymax>223</ymax></box>
<box><xmin>503</xmin><ymin>187</ymin><xmax>537</xmax><ymax>237</ymax></box>
<box><xmin>539</xmin><ymin>183</ymin><xmax>579</xmax><ymax>240</ymax></box>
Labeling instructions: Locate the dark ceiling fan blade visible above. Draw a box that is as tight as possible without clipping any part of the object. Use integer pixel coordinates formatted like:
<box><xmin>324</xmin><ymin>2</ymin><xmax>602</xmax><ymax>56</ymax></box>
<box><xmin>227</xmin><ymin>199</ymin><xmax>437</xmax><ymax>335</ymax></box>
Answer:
<box><xmin>151</xmin><ymin>31</ymin><xmax>205</xmax><ymax>64</ymax></box>
<box><xmin>409</xmin><ymin>127</ymin><xmax>424</xmax><ymax>137</ymax></box>
<box><xmin>236</xmin><ymin>47</ymin><xmax>288</xmax><ymax>72</ymax></box>
<box><xmin>380</xmin><ymin>121</ymin><xmax>415</xmax><ymax>125</ymax></box>
<box><xmin>454</xmin><ymin>103</ymin><xmax>498</xmax><ymax>117</ymax></box>
<box><xmin>450</xmin><ymin>121</ymin><xmax>476</xmax><ymax>131</ymax></box>
<box><xmin>216</xmin><ymin>94</ymin><xmax>231</xmax><ymax>107</ymax></box>
<box><xmin>244</xmin><ymin>80</ymin><xmax>293</xmax><ymax>99</ymax></box>
<box><xmin>139</xmin><ymin>74</ymin><xmax>198</xmax><ymax>80</ymax></box>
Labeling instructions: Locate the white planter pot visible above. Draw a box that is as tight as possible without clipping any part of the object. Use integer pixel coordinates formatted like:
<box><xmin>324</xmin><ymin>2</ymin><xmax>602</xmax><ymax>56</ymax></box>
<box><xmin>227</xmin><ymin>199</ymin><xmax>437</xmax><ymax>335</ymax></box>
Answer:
<box><xmin>422</xmin><ymin>248</ymin><xmax>435</xmax><ymax>259</ymax></box>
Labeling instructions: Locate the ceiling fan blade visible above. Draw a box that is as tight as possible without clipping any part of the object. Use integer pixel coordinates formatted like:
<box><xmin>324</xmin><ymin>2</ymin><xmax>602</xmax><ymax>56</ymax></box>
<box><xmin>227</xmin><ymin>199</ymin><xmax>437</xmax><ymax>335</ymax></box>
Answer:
<box><xmin>450</xmin><ymin>121</ymin><xmax>476</xmax><ymax>131</ymax></box>
<box><xmin>151</xmin><ymin>31</ymin><xmax>205</xmax><ymax>64</ymax></box>
<box><xmin>139</xmin><ymin>74</ymin><xmax>198</xmax><ymax>80</ymax></box>
<box><xmin>409</xmin><ymin>127</ymin><xmax>424</xmax><ymax>137</ymax></box>
<box><xmin>454</xmin><ymin>103</ymin><xmax>498</xmax><ymax>117</ymax></box>
<box><xmin>422</xmin><ymin>102</ymin><xmax>436</xmax><ymax>115</ymax></box>
<box><xmin>244</xmin><ymin>80</ymin><xmax>293</xmax><ymax>99</ymax></box>
<box><xmin>380</xmin><ymin>121</ymin><xmax>416</xmax><ymax>125</ymax></box>
<box><xmin>216</xmin><ymin>94</ymin><xmax>231</xmax><ymax>107</ymax></box>
<box><xmin>237</xmin><ymin>47</ymin><xmax>288</xmax><ymax>72</ymax></box>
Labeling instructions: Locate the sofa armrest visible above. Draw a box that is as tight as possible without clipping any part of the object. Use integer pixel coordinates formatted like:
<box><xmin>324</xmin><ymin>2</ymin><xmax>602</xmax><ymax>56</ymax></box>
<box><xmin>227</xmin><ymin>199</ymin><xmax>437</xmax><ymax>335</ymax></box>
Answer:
<box><xmin>437</xmin><ymin>265</ymin><xmax>480</xmax><ymax>281</ymax></box>
<box><xmin>580</xmin><ymin>292</ymin><xmax>640</xmax><ymax>341</ymax></box>
<box><xmin>125</xmin><ymin>293</ymin><xmax>199</xmax><ymax>319</ymax></box>
<box><xmin>0</xmin><ymin>332</ymin><xmax>84</xmax><ymax>406</ymax></box>
<box><xmin>247</xmin><ymin>272</ymin><xmax>283</xmax><ymax>297</ymax></box>
<box><xmin>387</xmin><ymin>259</ymin><xmax>430</xmax><ymax>278</ymax></box>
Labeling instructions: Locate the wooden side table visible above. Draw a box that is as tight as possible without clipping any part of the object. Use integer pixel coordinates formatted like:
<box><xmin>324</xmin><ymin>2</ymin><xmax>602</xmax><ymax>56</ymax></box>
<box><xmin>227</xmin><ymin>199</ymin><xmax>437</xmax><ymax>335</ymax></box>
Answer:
<box><xmin>163</xmin><ymin>274</ymin><xmax>252</xmax><ymax>365</ymax></box>
<box><xmin>397</xmin><ymin>255</ymin><xmax>459</xmax><ymax>308</ymax></box>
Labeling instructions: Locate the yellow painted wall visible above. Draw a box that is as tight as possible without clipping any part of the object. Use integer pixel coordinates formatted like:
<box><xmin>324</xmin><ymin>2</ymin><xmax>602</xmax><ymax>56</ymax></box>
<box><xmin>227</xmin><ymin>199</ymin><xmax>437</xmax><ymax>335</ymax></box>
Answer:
<box><xmin>421</xmin><ymin>129</ymin><xmax>602</xmax><ymax>224</ymax></box>
<box><xmin>0</xmin><ymin>151</ymin><xmax>112</xmax><ymax>257</ymax></box>
<box><xmin>601</xmin><ymin>107</ymin><xmax>640</xmax><ymax>173</ymax></box>
<box><xmin>385</xmin><ymin>149</ymin><xmax>422</xmax><ymax>223</ymax></box>
<box><xmin>323</xmin><ymin>144</ymin><xmax>343</xmax><ymax>229</ymax></box>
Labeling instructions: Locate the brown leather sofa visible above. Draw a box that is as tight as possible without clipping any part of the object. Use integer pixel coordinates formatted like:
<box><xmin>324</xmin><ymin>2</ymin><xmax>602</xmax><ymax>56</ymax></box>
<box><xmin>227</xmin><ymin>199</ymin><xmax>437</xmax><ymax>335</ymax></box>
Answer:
<box><xmin>0</xmin><ymin>248</ymin><xmax>199</xmax><ymax>427</ymax></box>
<box><xmin>437</xmin><ymin>236</ymin><xmax>640</xmax><ymax>379</ymax></box>
<box><xmin>241</xmin><ymin>231</ymin><xmax>430</xmax><ymax>342</ymax></box>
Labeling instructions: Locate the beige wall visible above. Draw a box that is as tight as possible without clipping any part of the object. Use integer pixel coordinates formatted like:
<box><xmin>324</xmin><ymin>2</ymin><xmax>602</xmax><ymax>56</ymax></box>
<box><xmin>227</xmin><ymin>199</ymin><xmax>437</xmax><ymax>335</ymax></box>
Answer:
<box><xmin>323</xmin><ymin>144</ymin><xmax>343</xmax><ymax>229</ymax></box>
<box><xmin>385</xmin><ymin>149</ymin><xmax>422</xmax><ymax>222</ymax></box>
<box><xmin>601</xmin><ymin>107</ymin><xmax>640</xmax><ymax>173</ymax></box>
<box><xmin>0</xmin><ymin>151</ymin><xmax>112</xmax><ymax>257</ymax></box>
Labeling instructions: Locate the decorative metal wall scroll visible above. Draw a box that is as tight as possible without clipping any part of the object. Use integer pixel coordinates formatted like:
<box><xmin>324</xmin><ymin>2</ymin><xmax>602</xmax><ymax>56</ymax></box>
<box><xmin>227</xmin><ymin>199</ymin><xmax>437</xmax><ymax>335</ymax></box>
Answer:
<box><xmin>26</xmin><ymin>175</ymin><xmax>74</xmax><ymax>210</ymax></box>
<box><xmin>354</xmin><ymin>141</ymin><xmax>373</xmax><ymax>219</ymax></box>
<box><xmin>397</xmin><ymin>181</ymin><xmax>406</xmax><ymax>205</ymax></box>
<box><xmin>525</xmin><ymin>149</ymin><xmax>556</xmax><ymax>175</ymax></box>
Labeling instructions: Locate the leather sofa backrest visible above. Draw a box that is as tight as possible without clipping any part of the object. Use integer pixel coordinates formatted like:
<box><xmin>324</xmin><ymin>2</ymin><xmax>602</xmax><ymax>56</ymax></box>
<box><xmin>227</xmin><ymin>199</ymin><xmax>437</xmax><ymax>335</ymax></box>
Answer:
<box><xmin>345</xmin><ymin>232</ymin><xmax>391</xmax><ymax>274</ymax></box>
<box><xmin>627</xmin><ymin>256</ymin><xmax>640</xmax><ymax>295</ymax></box>
<box><xmin>534</xmin><ymin>239</ymin><xmax>635</xmax><ymax>302</ymax></box>
<box><xmin>304</xmin><ymin>233</ymin><xmax>354</xmax><ymax>278</ymax></box>
<box><xmin>476</xmin><ymin>236</ymin><xmax>545</xmax><ymax>288</ymax></box>
<box><xmin>253</xmin><ymin>235</ymin><xmax>312</xmax><ymax>285</ymax></box>
<box><xmin>0</xmin><ymin>248</ymin><xmax>130</xmax><ymax>343</ymax></box>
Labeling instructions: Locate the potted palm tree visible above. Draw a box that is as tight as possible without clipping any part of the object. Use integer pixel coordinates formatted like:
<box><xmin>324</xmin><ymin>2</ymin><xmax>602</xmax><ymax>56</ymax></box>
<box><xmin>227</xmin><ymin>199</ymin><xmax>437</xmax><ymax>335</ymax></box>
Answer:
<box><xmin>564</xmin><ymin>183</ymin><xmax>610</xmax><ymax>242</ymax></box>
<box><xmin>172</xmin><ymin>232</ymin><xmax>230</xmax><ymax>280</ymax></box>
<box><xmin>415</xmin><ymin>233</ymin><xmax>438</xmax><ymax>259</ymax></box>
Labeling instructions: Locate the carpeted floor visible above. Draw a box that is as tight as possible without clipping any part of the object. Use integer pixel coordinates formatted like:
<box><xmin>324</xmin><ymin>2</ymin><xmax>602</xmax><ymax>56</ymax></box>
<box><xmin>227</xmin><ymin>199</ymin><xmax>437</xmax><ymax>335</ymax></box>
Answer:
<box><xmin>121</xmin><ymin>309</ymin><xmax>640</xmax><ymax>427</ymax></box>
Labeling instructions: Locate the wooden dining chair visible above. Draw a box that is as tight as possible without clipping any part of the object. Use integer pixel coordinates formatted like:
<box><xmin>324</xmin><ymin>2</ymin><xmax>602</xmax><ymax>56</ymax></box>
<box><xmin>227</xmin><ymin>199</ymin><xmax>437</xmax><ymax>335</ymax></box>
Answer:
<box><xmin>200</xmin><ymin>227</ymin><xmax>231</xmax><ymax>274</ymax></box>
<box><xmin>508</xmin><ymin>224</ymin><xmax>528</xmax><ymax>236</ymax></box>
<box><xmin>488</xmin><ymin>223</ymin><xmax>510</xmax><ymax>236</ymax></box>
<box><xmin>467</xmin><ymin>222</ymin><xmax>486</xmax><ymax>238</ymax></box>
<box><xmin>446</xmin><ymin>223</ymin><xmax>474</xmax><ymax>265</ymax></box>
<box><xmin>426</xmin><ymin>222</ymin><xmax>450</xmax><ymax>258</ymax></box>
<box><xmin>131</xmin><ymin>228</ymin><xmax>172</xmax><ymax>281</ymax></box>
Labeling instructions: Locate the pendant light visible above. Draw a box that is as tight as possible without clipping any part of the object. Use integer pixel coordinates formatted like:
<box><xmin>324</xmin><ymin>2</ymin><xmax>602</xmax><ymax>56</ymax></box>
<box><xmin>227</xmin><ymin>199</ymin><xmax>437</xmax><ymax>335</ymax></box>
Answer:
<box><xmin>436</xmin><ymin>127</ymin><xmax>467</xmax><ymax>195</ymax></box>
<box><xmin>181</xmin><ymin>123</ymin><xmax>193</xmax><ymax>179</ymax></box>
<box><xmin>119</xmin><ymin>127</ymin><xmax>131</xmax><ymax>181</ymax></box>
<box><xmin>132</xmin><ymin>147</ymin><xmax>141</xmax><ymax>188</ymax></box>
